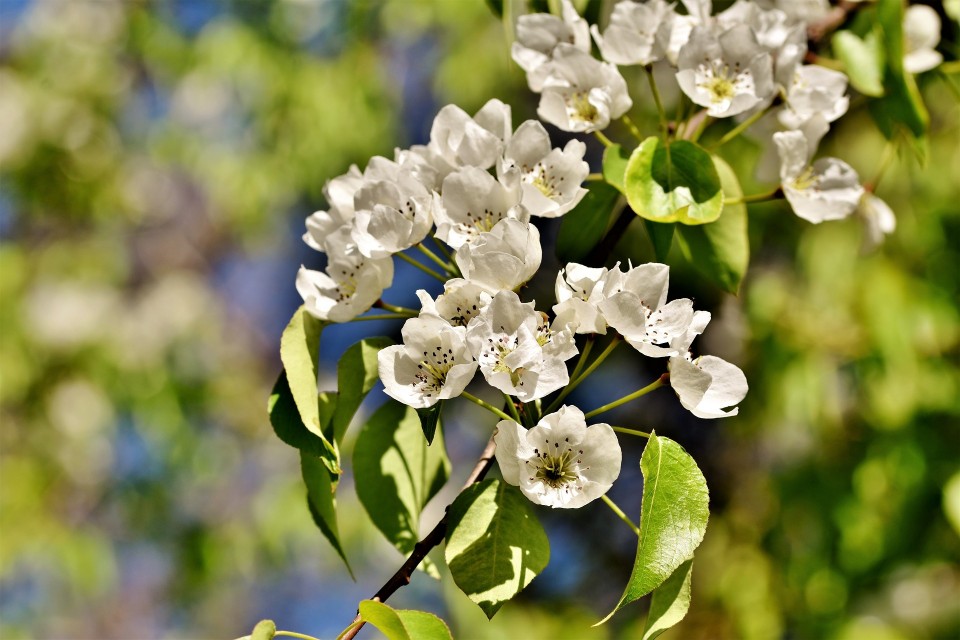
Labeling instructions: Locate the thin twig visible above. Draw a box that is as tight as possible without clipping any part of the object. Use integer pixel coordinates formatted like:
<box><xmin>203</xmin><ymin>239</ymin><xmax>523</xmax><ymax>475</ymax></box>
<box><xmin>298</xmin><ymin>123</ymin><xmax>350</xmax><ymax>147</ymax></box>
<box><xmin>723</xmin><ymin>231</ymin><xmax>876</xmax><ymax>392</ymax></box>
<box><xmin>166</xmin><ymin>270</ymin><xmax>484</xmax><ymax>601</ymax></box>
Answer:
<box><xmin>340</xmin><ymin>438</ymin><xmax>498</xmax><ymax>640</ymax></box>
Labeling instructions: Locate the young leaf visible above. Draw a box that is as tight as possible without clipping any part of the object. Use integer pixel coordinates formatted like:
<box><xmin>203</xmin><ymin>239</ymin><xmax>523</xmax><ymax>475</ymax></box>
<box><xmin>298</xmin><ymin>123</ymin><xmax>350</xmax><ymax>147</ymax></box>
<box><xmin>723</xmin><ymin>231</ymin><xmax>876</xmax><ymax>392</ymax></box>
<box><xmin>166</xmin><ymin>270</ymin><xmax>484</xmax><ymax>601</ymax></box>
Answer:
<box><xmin>556</xmin><ymin>182</ymin><xmax>622</xmax><ymax>263</ymax></box>
<box><xmin>603</xmin><ymin>143</ymin><xmax>631</xmax><ymax>193</ymax></box>
<box><xmin>417</xmin><ymin>401</ymin><xmax>443</xmax><ymax>445</ymax></box>
<box><xmin>871</xmin><ymin>0</ymin><xmax>929</xmax><ymax>139</ymax></box>
<box><xmin>250</xmin><ymin>619</ymin><xmax>276</xmax><ymax>640</ymax></box>
<box><xmin>353</xmin><ymin>400</ymin><xmax>450</xmax><ymax>575</ymax></box>
<box><xmin>833</xmin><ymin>30</ymin><xmax>885</xmax><ymax>97</ymax></box>
<box><xmin>643</xmin><ymin>220</ymin><xmax>674</xmax><ymax>262</ymax></box>
<box><xmin>279</xmin><ymin>306</ymin><xmax>327</xmax><ymax>439</ymax></box>
<box><xmin>301</xmin><ymin>451</ymin><xmax>352</xmax><ymax>577</ymax></box>
<box><xmin>268</xmin><ymin>371</ymin><xmax>339</xmax><ymax>463</ymax></box>
<box><xmin>676</xmin><ymin>156</ymin><xmax>749</xmax><ymax>294</ymax></box>
<box><xmin>625</xmin><ymin>137</ymin><xmax>724</xmax><ymax>225</ymax></box>
<box><xmin>357</xmin><ymin>600</ymin><xmax>453</xmax><ymax>640</ymax></box>
<box><xmin>642</xmin><ymin>559</ymin><xmax>694</xmax><ymax>640</ymax></box>
<box><xmin>331</xmin><ymin>336</ymin><xmax>393</xmax><ymax>443</ymax></box>
<box><xmin>599</xmin><ymin>433</ymin><xmax>709</xmax><ymax>624</ymax></box>
<box><xmin>445</xmin><ymin>479</ymin><xmax>550</xmax><ymax>619</ymax></box>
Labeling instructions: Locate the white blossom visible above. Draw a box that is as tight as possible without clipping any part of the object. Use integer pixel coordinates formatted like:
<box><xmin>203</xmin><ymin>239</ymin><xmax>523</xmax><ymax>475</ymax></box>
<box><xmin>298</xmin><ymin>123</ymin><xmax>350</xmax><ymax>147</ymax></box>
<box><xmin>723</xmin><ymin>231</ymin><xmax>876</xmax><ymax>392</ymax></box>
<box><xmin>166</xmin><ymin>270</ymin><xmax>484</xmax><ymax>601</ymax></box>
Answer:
<box><xmin>779</xmin><ymin>64</ymin><xmax>849</xmax><ymax>130</ymax></box>
<box><xmin>903</xmin><ymin>4</ymin><xmax>943</xmax><ymax>74</ymax></box>
<box><xmin>351</xmin><ymin>173</ymin><xmax>436</xmax><ymax>259</ymax></box>
<box><xmin>377</xmin><ymin>313</ymin><xmax>477</xmax><ymax>409</ymax></box>
<box><xmin>676</xmin><ymin>25</ymin><xmax>775</xmax><ymax>118</ymax></box>
<box><xmin>511</xmin><ymin>0</ymin><xmax>591</xmax><ymax>91</ymax></box>
<box><xmin>537</xmin><ymin>44</ymin><xmax>633</xmax><ymax>133</ymax></box>
<box><xmin>669</xmin><ymin>354</ymin><xmax>748</xmax><ymax>418</ymax></box>
<box><xmin>553</xmin><ymin>262</ymin><xmax>616</xmax><ymax>335</ymax></box>
<box><xmin>303</xmin><ymin>165</ymin><xmax>364</xmax><ymax>252</ymax></box>
<box><xmin>466</xmin><ymin>290</ymin><xmax>577</xmax><ymax>402</ymax></box>
<box><xmin>429</xmin><ymin>100</ymin><xmax>511</xmax><ymax>170</ymax></box>
<box><xmin>435</xmin><ymin>166</ymin><xmax>526</xmax><ymax>249</ymax></box>
<box><xmin>500</xmin><ymin>120</ymin><xmax>589</xmax><ymax>218</ymax></box>
<box><xmin>415</xmin><ymin>280</ymin><xmax>493</xmax><ymax>328</ymax></box>
<box><xmin>774</xmin><ymin>129</ymin><xmax>864</xmax><ymax>223</ymax></box>
<box><xmin>857</xmin><ymin>192</ymin><xmax>897</xmax><ymax>252</ymax></box>
<box><xmin>296</xmin><ymin>247</ymin><xmax>394</xmax><ymax>323</ymax></box>
<box><xmin>591</xmin><ymin>0</ymin><xmax>673</xmax><ymax>66</ymax></box>
<box><xmin>454</xmin><ymin>219</ymin><xmax>542</xmax><ymax>293</ymax></box>
<box><xmin>494</xmin><ymin>405</ymin><xmax>621</xmax><ymax>509</ymax></box>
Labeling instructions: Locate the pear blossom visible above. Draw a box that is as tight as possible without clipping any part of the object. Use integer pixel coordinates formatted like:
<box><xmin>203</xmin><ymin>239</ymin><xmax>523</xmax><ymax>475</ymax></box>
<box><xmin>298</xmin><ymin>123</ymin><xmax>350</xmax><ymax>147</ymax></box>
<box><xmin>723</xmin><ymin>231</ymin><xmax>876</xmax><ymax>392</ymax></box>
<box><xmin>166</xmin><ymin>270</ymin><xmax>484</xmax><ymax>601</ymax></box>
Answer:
<box><xmin>494</xmin><ymin>405</ymin><xmax>621</xmax><ymax>509</ymax></box>
<box><xmin>903</xmin><ymin>4</ymin><xmax>943</xmax><ymax>74</ymax></box>
<box><xmin>296</xmin><ymin>246</ymin><xmax>394</xmax><ymax>323</ymax></box>
<box><xmin>774</xmin><ymin>129</ymin><xmax>864</xmax><ymax>223</ymax></box>
<box><xmin>350</xmin><ymin>173</ymin><xmax>436</xmax><ymax>259</ymax></box>
<box><xmin>598</xmin><ymin>262</ymin><xmax>694</xmax><ymax>357</ymax></box>
<box><xmin>669</xmin><ymin>355</ymin><xmax>748</xmax><ymax>418</ymax></box>
<box><xmin>466</xmin><ymin>290</ymin><xmax>577</xmax><ymax>402</ymax></box>
<box><xmin>429</xmin><ymin>100</ymin><xmax>511</xmax><ymax>171</ymax></box>
<box><xmin>511</xmin><ymin>0</ymin><xmax>591</xmax><ymax>91</ymax></box>
<box><xmin>435</xmin><ymin>167</ymin><xmax>526</xmax><ymax>249</ymax></box>
<box><xmin>553</xmin><ymin>262</ymin><xmax>617</xmax><ymax>335</ymax></box>
<box><xmin>303</xmin><ymin>165</ymin><xmax>364</xmax><ymax>251</ymax></box>
<box><xmin>377</xmin><ymin>313</ymin><xmax>477</xmax><ymax>409</ymax></box>
<box><xmin>717</xmin><ymin>1</ymin><xmax>807</xmax><ymax>87</ymax></box>
<box><xmin>454</xmin><ymin>219</ymin><xmax>542</xmax><ymax>293</ymax></box>
<box><xmin>657</xmin><ymin>10</ymin><xmax>700</xmax><ymax>66</ymax></box>
<box><xmin>778</xmin><ymin>64</ymin><xmax>849</xmax><ymax>130</ymax></box>
<box><xmin>591</xmin><ymin>0</ymin><xmax>673</xmax><ymax>66</ymax></box>
<box><xmin>537</xmin><ymin>44</ymin><xmax>633</xmax><ymax>133</ymax></box>
<box><xmin>415</xmin><ymin>280</ymin><xmax>493</xmax><ymax>328</ymax></box>
<box><xmin>676</xmin><ymin>25</ymin><xmax>775</xmax><ymax>118</ymax></box>
<box><xmin>500</xmin><ymin>120</ymin><xmax>589</xmax><ymax>218</ymax></box>
<box><xmin>857</xmin><ymin>192</ymin><xmax>897</xmax><ymax>251</ymax></box>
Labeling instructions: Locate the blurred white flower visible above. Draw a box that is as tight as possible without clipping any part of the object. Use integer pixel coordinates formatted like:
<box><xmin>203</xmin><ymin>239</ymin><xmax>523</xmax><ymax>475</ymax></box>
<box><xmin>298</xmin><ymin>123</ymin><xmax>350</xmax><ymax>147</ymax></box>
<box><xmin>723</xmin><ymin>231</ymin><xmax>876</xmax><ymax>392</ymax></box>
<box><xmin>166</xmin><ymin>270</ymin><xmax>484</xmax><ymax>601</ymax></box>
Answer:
<box><xmin>511</xmin><ymin>0</ymin><xmax>591</xmax><ymax>91</ymax></box>
<box><xmin>436</xmin><ymin>166</ymin><xmax>526</xmax><ymax>248</ymax></box>
<box><xmin>494</xmin><ymin>405</ymin><xmax>621</xmax><ymax>508</ymax></box>
<box><xmin>774</xmin><ymin>129</ymin><xmax>864</xmax><ymax>223</ymax></box>
<box><xmin>857</xmin><ymin>192</ymin><xmax>897</xmax><ymax>251</ymax></box>
<box><xmin>669</xmin><ymin>354</ymin><xmax>748</xmax><ymax>418</ymax></box>
<box><xmin>537</xmin><ymin>44</ymin><xmax>633</xmax><ymax>133</ymax></box>
<box><xmin>378</xmin><ymin>314</ymin><xmax>477</xmax><ymax>409</ymax></box>
<box><xmin>296</xmin><ymin>248</ymin><xmax>393</xmax><ymax>323</ymax></box>
<box><xmin>779</xmin><ymin>64</ymin><xmax>850</xmax><ymax>130</ymax></box>
<box><xmin>466</xmin><ymin>290</ymin><xmax>577</xmax><ymax>402</ymax></box>
<box><xmin>591</xmin><ymin>0</ymin><xmax>673</xmax><ymax>66</ymax></box>
<box><xmin>500</xmin><ymin>120</ymin><xmax>589</xmax><ymax>218</ymax></box>
<box><xmin>903</xmin><ymin>4</ymin><xmax>943</xmax><ymax>74</ymax></box>
<box><xmin>676</xmin><ymin>25</ymin><xmax>775</xmax><ymax>118</ymax></box>
<box><xmin>454</xmin><ymin>219</ymin><xmax>542</xmax><ymax>293</ymax></box>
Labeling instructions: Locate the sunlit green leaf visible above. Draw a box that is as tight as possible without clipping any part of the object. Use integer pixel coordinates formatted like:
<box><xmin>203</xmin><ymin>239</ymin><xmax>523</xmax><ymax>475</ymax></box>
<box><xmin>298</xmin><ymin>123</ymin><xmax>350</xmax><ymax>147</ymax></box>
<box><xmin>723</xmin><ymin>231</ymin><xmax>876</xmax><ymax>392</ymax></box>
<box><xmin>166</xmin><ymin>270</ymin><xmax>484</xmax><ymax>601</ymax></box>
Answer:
<box><xmin>279</xmin><ymin>306</ymin><xmax>327</xmax><ymax>439</ymax></box>
<box><xmin>603</xmin><ymin>143</ymin><xmax>631</xmax><ymax>194</ymax></box>
<box><xmin>331</xmin><ymin>336</ymin><xmax>393</xmax><ymax>443</ymax></box>
<box><xmin>357</xmin><ymin>600</ymin><xmax>453</xmax><ymax>640</ymax></box>
<box><xmin>445</xmin><ymin>479</ymin><xmax>550</xmax><ymax>618</ymax></box>
<box><xmin>556</xmin><ymin>182</ymin><xmax>621</xmax><ymax>263</ymax></box>
<box><xmin>642</xmin><ymin>559</ymin><xmax>694</xmax><ymax>640</ymax></box>
<box><xmin>268</xmin><ymin>372</ymin><xmax>339</xmax><ymax>461</ymax></box>
<box><xmin>625</xmin><ymin>137</ymin><xmax>723</xmax><ymax>225</ymax></box>
<box><xmin>676</xmin><ymin>156</ymin><xmax>749</xmax><ymax>294</ymax></box>
<box><xmin>353</xmin><ymin>400</ymin><xmax>450</xmax><ymax>576</ymax></box>
<box><xmin>833</xmin><ymin>29</ymin><xmax>885</xmax><ymax>97</ymax></box>
<box><xmin>250</xmin><ymin>619</ymin><xmax>276</xmax><ymax>640</ymax></box>
<box><xmin>301</xmin><ymin>452</ymin><xmax>352</xmax><ymax>577</ymax></box>
<box><xmin>870</xmin><ymin>0</ymin><xmax>929</xmax><ymax>139</ymax></box>
<box><xmin>600</xmin><ymin>433</ymin><xmax>708</xmax><ymax>624</ymax></box>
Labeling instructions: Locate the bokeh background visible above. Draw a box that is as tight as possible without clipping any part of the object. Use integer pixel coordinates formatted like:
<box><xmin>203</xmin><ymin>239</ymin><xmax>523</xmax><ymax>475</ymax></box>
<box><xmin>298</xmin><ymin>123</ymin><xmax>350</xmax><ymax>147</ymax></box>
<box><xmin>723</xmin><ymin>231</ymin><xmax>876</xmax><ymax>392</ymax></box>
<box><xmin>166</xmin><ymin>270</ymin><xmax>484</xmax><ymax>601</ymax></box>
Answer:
<box><xmin>1</xmin><ymin>1</ymin><xmax>958</xmax><ymax>639</ymax></box>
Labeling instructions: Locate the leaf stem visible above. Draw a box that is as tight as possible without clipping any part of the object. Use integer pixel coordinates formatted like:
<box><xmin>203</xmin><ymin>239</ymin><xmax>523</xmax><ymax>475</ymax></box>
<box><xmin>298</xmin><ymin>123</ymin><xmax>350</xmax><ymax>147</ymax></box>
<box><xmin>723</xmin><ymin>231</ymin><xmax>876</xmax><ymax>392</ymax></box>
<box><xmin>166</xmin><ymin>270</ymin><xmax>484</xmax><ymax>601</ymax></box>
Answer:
<box><xmin>621</xmin><ymin>115</ymin><xmax>644</xmax><ymax>142</ymax></box>
<box><xmin>724</xmin><ymin>187</ymin><xmax>783</xmax><ymax>205</ymax></box>
<box><xmin>277</xmin><ymin>632</ymin><xmax>324</xmax><ymax>640</ymax></box>
<box><xmin>600</xmin><ymin>494</ymin><xmax>639</xmax><ymax>536</ymax></box>
<box><xmin>545</xmin><ymin>336</ymin><xmax>621</xmax><ymax>414</ymax></box>
<box><xmin>710</xmin><ymin>108</ymin><xmax>767</xmax><ymax>150</ymax></box>
<box><xmin>584</xmin><ymin>376</ymin><xmax>665</xmax><ymax>419</ymax></box>
<box><xmin>644</xmin><ymin>65</ymin><xmax>669</xmax><ymax>137</ymax></box>
<box><xmin>503</xmin><ymin>393</ymin><xmax>522</xmax><ymax>423</ymax></box>
<box><xmin>594</xmin><ymin>130</ymin><xmax>615</xmax><ymax>148</ymax></box>
<box><xmin>461</xmin><ymin>391</ymin><xmax>513</xmax><ymax>422</ymax></box>
<box><xmin>586</xmin><ymin>172</ymin><xmax>604</xmax><ymax>181</ymax></box>
<box><xmin>568</xmin><ymin>336</ymin><xmax>595</xmax><ymax>383</ymax></box>
<box><xmin>611</xmin><ymin>426</ymin><xmax>651</xmax><ymax>439</ymax></box>
<box><xmin>395</xmin><ymin>251</ymin><xmax>448</xmax><ymax>283</ymax></box>
<box><xmin>374</xmin><ymin>300</ymin><xmax>418</xmax><ymax>316</ymax></box>
<box><xmin>688</xmin><ymin>111</ymin><xmax>712</xmax><ymax>143</ymax></box>
<box><xmin>416</xmin><ymin>243</ymin><xmax>457</xmax><ymax>275</ymax></box>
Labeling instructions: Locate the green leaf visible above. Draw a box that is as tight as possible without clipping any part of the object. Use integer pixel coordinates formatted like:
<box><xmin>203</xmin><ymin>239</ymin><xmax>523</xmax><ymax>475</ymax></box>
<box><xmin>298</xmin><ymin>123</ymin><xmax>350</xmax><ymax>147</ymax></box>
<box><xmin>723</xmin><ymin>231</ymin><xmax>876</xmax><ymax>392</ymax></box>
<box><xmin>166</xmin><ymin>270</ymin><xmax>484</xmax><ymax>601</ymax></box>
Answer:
<box><xmin>353</xmin><ymin>400</ymin><xmax>450</xmax><ymax>576</ymax></box>
<box><xmin>268</xmin><ymin>372</ymin><xmax>339</xmax><ymax>460</ymax></box>
<box><xmin>357</xmin><ymin>600</ymin><xmax>453</xmax><ymax>640</ymax></box>
<box><xmin>676</xmin><ymin>156</ymin><xmax>749</xmax><ymax>294</ymax></box>
<box><xmin>600</xmin><ymin>433</ymin><xmax>709</xmax><ymax>624</ymax></box>
<box><xmin>445</xmin><ymin>479</ymin><xmax>550</xmax><ymax>619</ymax></box>
<box><xmin>279</xmin><ymin>306</ymin><xmax>326</xmax><ymax>439</ymax></box>
<box><xmin>331</xmin><ymin>337</ymin><xmax>393</xmax><ymax>443</ymax></box>
<box><xmin>833</xmin><ymin>30</ymin><xmax>885</xmax><ymax>97</ymax></box>
<box><xmin>642</xmin><ymin>559</ymin><xmax>694</xmax><ymax>640</ymax></box>
<box><xmin>603</xmin><ymin>143</ymin><xmax>631</xmax><ymax>193</ymax></box>
<box><xmin>556</xmin><ymin>182</ymin><xmax>621</xmax><ymax>263</ymax></box>
<box><xmin>417</xmin><ymin>402</ymin><xmax>443</xmax><ymax>446</ymax></box>
<box><xmin>625</xmin><ymin>137</ymin><xmax>724</xmax><ymax>225</ymax></box>
<box><xmin>301</xmin><ymin>452</ymin><xmax>352</xmax><ymax>577</ymax></box>
<box><xmin>250</xmin><ymin>619</ymin><xmax>276</xmax><ymax>640</ymax></box>
<box><xmin>870</xmin><ymin>0</ymin><xmax>929</xmax><ymax>139</ymax></box>
<box><xmin>643</xmin><ymin>220</ymin><xmax>675</xmax><ymax>262</ymax></box>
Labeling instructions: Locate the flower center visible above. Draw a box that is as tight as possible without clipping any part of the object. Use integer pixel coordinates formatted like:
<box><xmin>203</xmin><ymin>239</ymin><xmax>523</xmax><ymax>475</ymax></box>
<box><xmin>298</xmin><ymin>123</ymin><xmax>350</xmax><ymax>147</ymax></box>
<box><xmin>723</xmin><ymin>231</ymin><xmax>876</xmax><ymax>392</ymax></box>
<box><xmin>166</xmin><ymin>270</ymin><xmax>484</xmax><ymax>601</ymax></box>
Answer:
<box><xmin>334</xmin><ymin>262</ymin><xmax>363</xmax><ymax>301</ymax></box>
<box><xmin>529</xmin><ymin>440</ymin><xmax>584</xmax><ymax>489</ymax></box>
<box><xmin>696</xmin><ymin>62</ymin><xmax>753</xmax><ymax>108</ymax></box>
<box><xmin>567</xmin><ymin>91</ymin><xmax>599</xmax><ymax>124</ymax></box>
<box><xmin>527</xmin><ymin>163</ymin><xmax>558</xmax><ymax>198</ymax></box>
<box><xmin>790</xmin><ymin>165</ymin><xmax>818</xmax><ymax>191</ymax></box>
<box><xmin>414</xmin><ymin>346</ymin><xmax>455</xmax><ymax>397</ymax></box>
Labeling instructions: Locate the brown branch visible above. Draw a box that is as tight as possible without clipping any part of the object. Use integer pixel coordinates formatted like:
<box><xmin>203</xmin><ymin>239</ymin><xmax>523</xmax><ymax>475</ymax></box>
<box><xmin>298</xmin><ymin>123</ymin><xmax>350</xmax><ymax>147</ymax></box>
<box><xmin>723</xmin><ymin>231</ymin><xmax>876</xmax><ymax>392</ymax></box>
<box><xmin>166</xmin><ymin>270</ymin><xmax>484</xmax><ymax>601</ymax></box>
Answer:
<box><xmin>340</xmin><ymin>437</ymin><xmax>498</xmax><ymax>640</ymax></box>
<box><xmin>807</xmin><ymin>1</ymin><xmax>861</xmax><ymax>45</ymax></box>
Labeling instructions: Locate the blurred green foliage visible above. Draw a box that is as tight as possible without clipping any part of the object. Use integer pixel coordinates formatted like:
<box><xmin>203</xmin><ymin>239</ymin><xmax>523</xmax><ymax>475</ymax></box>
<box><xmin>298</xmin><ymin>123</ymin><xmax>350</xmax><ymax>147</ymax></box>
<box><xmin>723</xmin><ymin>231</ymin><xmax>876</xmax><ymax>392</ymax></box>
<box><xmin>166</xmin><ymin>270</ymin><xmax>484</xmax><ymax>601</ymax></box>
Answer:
<box><xmin>1</xmin><ymin>1</ymin><xmax>958</xmax><ymax>639</ymax></box>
